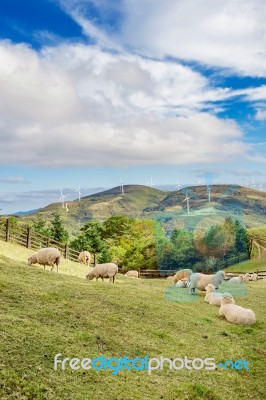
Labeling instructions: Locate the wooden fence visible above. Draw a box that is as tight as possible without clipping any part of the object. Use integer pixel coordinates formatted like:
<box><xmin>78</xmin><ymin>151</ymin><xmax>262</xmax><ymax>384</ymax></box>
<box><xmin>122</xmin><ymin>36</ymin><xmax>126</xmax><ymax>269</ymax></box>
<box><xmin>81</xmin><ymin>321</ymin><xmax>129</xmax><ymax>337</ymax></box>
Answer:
<box><xmin>0</xmin><ymin>218</ymin><xmax>83</xmax><ymax>263</ymax></box>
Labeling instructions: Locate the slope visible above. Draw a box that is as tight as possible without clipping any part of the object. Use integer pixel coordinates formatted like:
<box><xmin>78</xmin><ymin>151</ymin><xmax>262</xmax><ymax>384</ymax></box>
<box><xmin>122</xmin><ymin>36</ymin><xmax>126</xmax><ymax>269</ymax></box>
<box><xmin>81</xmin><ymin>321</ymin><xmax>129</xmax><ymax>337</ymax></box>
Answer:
<box><xmin>0</xmin><ymin>240</ymin><xmax>265</xmax><ymax>400</ymax></box>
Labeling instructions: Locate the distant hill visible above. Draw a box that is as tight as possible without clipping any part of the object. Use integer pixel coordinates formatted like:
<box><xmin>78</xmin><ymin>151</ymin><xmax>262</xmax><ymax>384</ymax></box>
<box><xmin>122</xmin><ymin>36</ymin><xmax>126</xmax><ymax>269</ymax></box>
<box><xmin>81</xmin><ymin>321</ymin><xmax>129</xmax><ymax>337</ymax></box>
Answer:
<box><xmin>20</xmin><ymin>184</ymin><xmax>266</xmax><ymax>234</ymax></box>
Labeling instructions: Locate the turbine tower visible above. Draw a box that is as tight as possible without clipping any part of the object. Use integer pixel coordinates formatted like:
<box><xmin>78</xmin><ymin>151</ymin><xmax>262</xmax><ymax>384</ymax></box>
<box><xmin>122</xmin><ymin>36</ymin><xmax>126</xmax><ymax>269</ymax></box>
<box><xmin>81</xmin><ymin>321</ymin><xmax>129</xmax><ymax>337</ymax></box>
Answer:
<box><xmin>59</xmin><ymin>190</ymin><xmax>66</xmax><ymax>208</ymax></box>
<box><xmin>183</xmin><ymin>192</ymin><xmax>190</xmax><ymax>213</ymax></box>
<box><xmin>175</xmin><ymin>180</ymin><xmax>181</xmax><ymax>190</ymax></box>
<box><xmin>65</xmin><ymin>203</ymin><xmax>69</xmax><ymax>212</ymax></box>
<box><xmin>207</xmin><ymin>185</ymin><xmax>211</xmax><ymax>202</ymax></box>
<box><xmin>147</xmin><ymin>177</ymin><xmax>155</xmax><ymax>188</ymax></box>
<box><xmin>120</xmin><ymin>179</ymin><xmax>124</xmax><ymax>195</ymax></box>
<box><xmin>75</xmin><ymin>184</ymin><xmax>81</xmax><ymax>201</ymax></box>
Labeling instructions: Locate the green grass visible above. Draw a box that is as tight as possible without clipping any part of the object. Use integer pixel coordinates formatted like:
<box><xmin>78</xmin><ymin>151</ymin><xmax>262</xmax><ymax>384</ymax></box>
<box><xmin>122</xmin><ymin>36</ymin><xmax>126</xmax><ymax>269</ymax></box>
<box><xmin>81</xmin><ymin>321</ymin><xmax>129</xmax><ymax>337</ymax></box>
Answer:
<box><xmin>225</xmin><ymin>259</ymin><xmax>266</xmax><ymax>273</ymax></box>
<box><xmin>0</xmin><ymin>241</ymin><xmax>266</xmax><ymax>399</ymax></box>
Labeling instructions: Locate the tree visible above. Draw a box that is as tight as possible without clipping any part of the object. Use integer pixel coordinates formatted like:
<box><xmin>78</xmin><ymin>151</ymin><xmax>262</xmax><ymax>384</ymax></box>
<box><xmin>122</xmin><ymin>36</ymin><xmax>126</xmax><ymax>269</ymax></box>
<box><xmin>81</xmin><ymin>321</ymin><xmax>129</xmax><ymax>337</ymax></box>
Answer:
<box><xmin>49</xmin><ymin>213</ymin><xmax>69</xmax><ymax>243</ymax></box>
<box><xmin>33</xmin><ymin>215</ymin><xmax>51</xmax><ymax>237</ymax></box>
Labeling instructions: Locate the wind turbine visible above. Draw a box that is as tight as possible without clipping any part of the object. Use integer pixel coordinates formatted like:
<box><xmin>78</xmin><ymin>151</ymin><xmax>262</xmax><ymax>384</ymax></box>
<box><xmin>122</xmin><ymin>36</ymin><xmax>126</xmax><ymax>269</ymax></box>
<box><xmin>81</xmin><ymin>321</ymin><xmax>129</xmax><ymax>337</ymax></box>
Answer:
<box><xmin>258</xmin><ymin>183</ymin><xmax>263</xmax><ymax>191</ymax></box>
<box><xmin>59</xmin><ymin>190</ymin><xmax>66</xmax><ymax>208</ymax></box>
<box><xmin>120</xmin><ymin>179</ymin><xmax>124</xmax><ymax>195</ymax></box>
<box><xmin>196</xmin><ymin>179</ymin><xmax>201</xmax><ymax>186</ymax></box>
<box><xmin>175</xmin><ymin>180</ymin><xmax>181</xmax><ymax>190</ymax></box>
<box><xmin>75</xmin><ymin>184</ymin><xmax>81</xmax><ymax>201</ymax></box>
<box><xmin>183</xmin><ymin>191</ymin><xmax>190</xmax><ymax>213</ymax></box>
<box><xmin>207</xmin><ymin>185</ymin><xmax>211</xmax><ymax>202</ymax></box>
<box><xmin>147</xmin><ymin>177</ymin><xmax>155</xmax><ymax>188</ymax></box>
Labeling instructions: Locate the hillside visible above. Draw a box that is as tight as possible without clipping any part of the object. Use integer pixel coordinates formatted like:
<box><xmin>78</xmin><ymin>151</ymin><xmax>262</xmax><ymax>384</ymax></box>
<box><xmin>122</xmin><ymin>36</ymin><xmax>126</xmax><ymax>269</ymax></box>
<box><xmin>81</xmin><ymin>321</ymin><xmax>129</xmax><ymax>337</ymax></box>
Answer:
<box><xmin>18</xmin><ymin>185</ymin><xmax>266</xmax><ymax>235</ymax></box>
<box><xmin>0</xmin><ymin>240</ymin><xmax>265</xmax><ymax>400</ymax></box>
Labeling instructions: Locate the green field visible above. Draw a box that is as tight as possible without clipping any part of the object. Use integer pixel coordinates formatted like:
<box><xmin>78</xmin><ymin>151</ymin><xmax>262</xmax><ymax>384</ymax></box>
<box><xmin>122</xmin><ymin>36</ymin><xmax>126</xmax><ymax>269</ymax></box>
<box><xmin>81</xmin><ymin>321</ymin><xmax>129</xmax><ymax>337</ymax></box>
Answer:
<box><xmin>0</xmin><ymin>241</ymin><xmax>265</xmax><ymax>400</ymax></box>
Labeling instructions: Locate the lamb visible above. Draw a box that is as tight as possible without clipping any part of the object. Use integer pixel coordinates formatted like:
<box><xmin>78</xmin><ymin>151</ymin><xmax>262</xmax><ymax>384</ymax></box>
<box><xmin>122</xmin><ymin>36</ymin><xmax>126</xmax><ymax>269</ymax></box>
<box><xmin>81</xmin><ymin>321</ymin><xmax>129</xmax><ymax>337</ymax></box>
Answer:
<box><xmin>125</xmin><ymin>270</ymin><xmax>139</xmax><ymax>278</ymax></box>
<box><xmin>242</xmin><ymin>273</ymin><xmax>250</xmax><ymax>283</ymax></box>
<box><xmin>86</xmin><ymin>263</ymin><xmax>118</xmax><ymax>283</ymax></box>
<box><xmin>204</xmin><ymin>284</ymin><xmax>235</xmax><ymax>306</ymax></box>
<box><xmin>78</xmin><ymin>251</ymin><xmax>91</xmax><ymax>266</ymax></box>
<box><xmin>28</xmin><ymin>247</ymin><xmax>61</xmax><ymax>273</ymax></box>
<box><xmin>229</xmin><ymin>276</ymin><xmax>243</xmax><ymax>283</ymax></box>
<box><xmin>175</xmin><ymin>278</ymin><xmax>188</xmax><ymax>288</ymax></box>
<box><xmin>172</xmin><ymin>269</ymin><xmax>193</xmax><ymax>284</ymax></box>
<box><xmin>249</xmin><ymin>273</ymin><xmax>258</xmax><ymax>281</ymax></box>
<box><xmin>189</xmin><ymin>270</ymin><xmax>224</xmax><ymax>294</ymax></box>
<box><xmin>219</xmin><ymin>294</ymin><xmax>256</xmax><ymax>325</ymax></box>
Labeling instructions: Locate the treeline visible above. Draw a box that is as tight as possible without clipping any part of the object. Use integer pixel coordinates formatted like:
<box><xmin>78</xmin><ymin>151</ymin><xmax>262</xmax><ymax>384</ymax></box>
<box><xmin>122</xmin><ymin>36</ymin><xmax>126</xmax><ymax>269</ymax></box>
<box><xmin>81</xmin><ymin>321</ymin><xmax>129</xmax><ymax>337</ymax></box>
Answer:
<box><xmin>157</xmin><ymin>217</ymin><xmax>249</xmax><ymax>271</ymax></box>
<box><xmin>13</xmin><ymin>213</ymin><xmax>249</xmax><ymax>272</ymax></box>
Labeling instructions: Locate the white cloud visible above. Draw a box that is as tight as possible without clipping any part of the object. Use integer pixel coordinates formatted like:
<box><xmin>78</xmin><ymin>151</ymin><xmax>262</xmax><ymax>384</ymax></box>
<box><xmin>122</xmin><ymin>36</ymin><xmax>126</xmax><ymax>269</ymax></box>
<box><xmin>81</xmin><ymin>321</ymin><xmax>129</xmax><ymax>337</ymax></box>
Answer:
<box><xmin>63</xmin><ymin>0</ymin><xmax>266</xmax><ymax>77</ymax></box>
<box><xmin>118</xmin><ymin>0</ymin><xmax>266</xmax><ymax>77</ymax></box>
<box><xmin>255</xmin><ymin>109</ymin><xmax>266</xmax><ymax>121</ymax></box>
<box><xmin>0</xmin><ymin>176</ymin><xmax>31</xmax><ymax>184</ymax></box>
<box><xmin>0</xmin><ymin>40</ymin><xmax>249</xmax><ymax>167</ymax></box>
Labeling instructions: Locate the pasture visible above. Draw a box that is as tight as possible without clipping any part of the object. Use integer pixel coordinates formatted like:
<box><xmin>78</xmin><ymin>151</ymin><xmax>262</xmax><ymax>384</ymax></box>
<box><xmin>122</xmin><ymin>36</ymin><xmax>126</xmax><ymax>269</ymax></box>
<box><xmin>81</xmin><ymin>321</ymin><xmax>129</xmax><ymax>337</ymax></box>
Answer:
<box><xmin>0</xmin><ymin>241</ymin><xmax>265</xmax><ymax>400</ymax></box>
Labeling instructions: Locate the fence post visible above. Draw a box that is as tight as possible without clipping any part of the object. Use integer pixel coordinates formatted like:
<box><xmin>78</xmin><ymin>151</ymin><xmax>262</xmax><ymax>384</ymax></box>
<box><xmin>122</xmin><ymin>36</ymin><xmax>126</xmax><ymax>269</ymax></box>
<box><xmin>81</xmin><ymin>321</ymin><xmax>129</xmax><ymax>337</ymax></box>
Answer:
<box><xmin>93</xmin><ymin>253</ymin><xmax>96</xmax><ymax>267</ymax></box>
<box><xmin>46</xmin><ymin>237</ymin><xmax>50</xmax><ymax>247</ymax></box>
<box><xmin>6</xmin><ymin>218</ymin><xmax>10</xmax><ymax>242</ymax></box>
<box><xmin>64</xmin><ymin>244</ymin><xmax>68</xmax><ymax>259</ymax></box>
<box><xmin>26</xmin><ymin>227</ymin><xmax>31</xmax><ymax>249</ymax></box>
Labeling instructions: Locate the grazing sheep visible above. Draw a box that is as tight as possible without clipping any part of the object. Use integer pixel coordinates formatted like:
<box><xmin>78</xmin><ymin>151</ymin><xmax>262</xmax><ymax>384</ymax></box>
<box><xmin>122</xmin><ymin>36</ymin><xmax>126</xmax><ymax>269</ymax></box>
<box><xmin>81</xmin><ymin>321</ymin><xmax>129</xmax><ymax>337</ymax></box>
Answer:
<box><xmin>28</xmin><ymin>247</ymin><xmax>61</xmax><ymax>273</ymax></box>
<box><xmin>167</xmin><ymin>275</ymin><xmax>174</xmax><ymax>280</ymax></box>
<box><xmin>78</xmin><ymin>251</ymin><xmax>91</xmax><ymax>266</ymax></box>
<box><xmin>204</xmin><ymin>284</ymin><xmax>235</xmax><ymax>306</ymax></box>
<box><xmin>86</xmin><ymin>263</ymin><xmax>118</xmax><ymax>283</ymax></box>
<box><xmin>229</xmin><ymin>276</ymin><xmax>243</xmax><ymax>283</ymax></box>
<box><xmin>262</xmin><ymin>277</ymin><xmax>266</xmax><ymax>282</ymax></box>
<box><xmin>249</xmin><ymin>273</ymin><xmax>258</xmax><ymax>281</ymax></box>
<box><xmin>219</xmin><ymin>294</ymin><xmax>256</xmax><ymax>325</ymax></box>
<box><xmin>175</xmin><ymin>278</ymin><xmax>188</xmax><ymax>288</ymax></box>
<box><xmin>242</xmin><ymin>273</ymin><xmax>250</xmax><ymax>283</ymax></box>
<box><xmin>172</xmin><ymin>269</ymin><xmax>193</xmax><ymax>284</ymax></box>
<box><xmin>189</xmin><ymin>270</ymin><xmax>225</xmax><ymax>294</ymax></box>
<box><xmin>125</xmin><ymin>270</ymin><xmax>139</xmax><ymax>278</ymax></box>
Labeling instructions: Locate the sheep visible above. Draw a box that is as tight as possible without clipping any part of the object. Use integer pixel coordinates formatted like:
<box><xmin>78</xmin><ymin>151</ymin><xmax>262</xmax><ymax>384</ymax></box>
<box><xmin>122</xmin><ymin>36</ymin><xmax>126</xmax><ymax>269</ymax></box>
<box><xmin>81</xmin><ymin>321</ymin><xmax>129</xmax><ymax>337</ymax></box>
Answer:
<box><xmin>78</xmin><ymin>251</ymin><xmax>91</xmax><ymax>266</ymax></box>
<box><xmin>229</xmin><ymin>276</ymin><xmax>243</xmax><ymax>283</ymax></box>
<box><xmin>125</xmin><ymin>270</ymin><xmax>139</xmax><ymax>278</ymax></box>
<box><xmin>219</xmin><ymin>294</ymin><xmax>256</xmax><ymax>325</ymax></box>
<box><xmin>189</xmin><ymin>270</ymin><xmax>225</xmax><ymax>294</ymax></box>
<box><xmin>242</xmin><ymin>273</ymin><xmax>250</xmax><ymax>283</ymax></box>
<box><xmin>175</xmin><ymin>278</ymin><xmax>188</xmax><ymax>288</ymax></box>
<box><xmin>172</xmin><ymin>269</ymin><xmax>193</xmax><ymax>284</ymax></box>
<box><xmin>86</xmin><ymin>263</ymin><xmax>118</xmax><ymax>283</ymax></box>
<box><xmin>28</xmin><ymin>247</ymin><xmax>61</xmax><ymax>273</ymax></box>
<box><xmin>249</xmin><ymin>273</ymin><xmax>258</xmax><ymax>281</ymax></box>
<box><xmin>204</xmin><ymin>284</ymin><xmax>235</xmax><ymax>306</ymax></box>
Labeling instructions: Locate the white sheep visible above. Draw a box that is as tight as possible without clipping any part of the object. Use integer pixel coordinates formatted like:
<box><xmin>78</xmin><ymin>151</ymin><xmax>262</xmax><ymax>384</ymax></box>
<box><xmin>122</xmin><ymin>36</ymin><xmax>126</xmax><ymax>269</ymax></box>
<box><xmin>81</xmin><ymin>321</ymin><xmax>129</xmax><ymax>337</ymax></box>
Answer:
<box><xmin>242</xmin><ymin>273</ymin><xmax>250</xmax><ymax>283</ymax></box>
<box><xmin>172</xmin><ymin>269</ymin><xmax>193</xmax><ymax>284</ymax></box>
<box><xmin>189</xmin><ymin>270</ymin><xmax>225</xmax><ymax>294</ymax></box>
<box><xmin>229</xmin><ymin>276</ymin><xmax>243</xmax><ymax>283</ymax></box>
<box><xmin>125</xmin><ymin>270</ymin><xmax>139</xmax><ymax>278</ymax></box>
<box><xmin>219</xmin><ymin>294</ymin><xmax>256</xmax><ymax>325</ymax></box>
<box><xmin>204</xmin><ymin>284</ymin><xmax>235</xmax><ymax>306</ymax></box>
<box><xmin>86</xmin><ymin>263</ymin><xmax>118</xmax><ymax>283</ymax></box>
<box><xmin>249</xmin><ymin>273</ymin><xmax>258</xmax><ymax>281</ymax></box>
<box><xmin>175</xmin><ymin>278</ymin><xmax>188</xmax><ymax>288</ymax></box>
<box><xmin>78</xmin><ymin>251</ymin><xmax>91</xmax><ymax>266</ymax></box>
<box><xmin>28</xmin><ymin>247</ymin><xmax>61</xmax><ymax>273</ymax></box>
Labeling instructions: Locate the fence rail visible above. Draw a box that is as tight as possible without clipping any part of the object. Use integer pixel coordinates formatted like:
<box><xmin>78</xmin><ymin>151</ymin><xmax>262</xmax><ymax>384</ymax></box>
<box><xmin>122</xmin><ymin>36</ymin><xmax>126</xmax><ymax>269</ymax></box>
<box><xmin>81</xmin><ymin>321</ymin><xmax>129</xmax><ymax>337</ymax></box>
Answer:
<box><xmin>0</xmin><ymin>217</ymin><xmax>81</xmax><ymax>263</ymax></box>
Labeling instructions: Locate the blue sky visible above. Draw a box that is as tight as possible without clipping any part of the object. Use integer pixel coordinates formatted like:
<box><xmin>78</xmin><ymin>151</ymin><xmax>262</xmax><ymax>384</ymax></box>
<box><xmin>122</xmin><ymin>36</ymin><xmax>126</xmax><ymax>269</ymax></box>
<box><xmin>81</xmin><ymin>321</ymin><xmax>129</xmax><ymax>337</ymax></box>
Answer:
<box><xmin>0</xmin><ymin>0</ymin><xmax>266</xmax><ymax>213</ymax></box>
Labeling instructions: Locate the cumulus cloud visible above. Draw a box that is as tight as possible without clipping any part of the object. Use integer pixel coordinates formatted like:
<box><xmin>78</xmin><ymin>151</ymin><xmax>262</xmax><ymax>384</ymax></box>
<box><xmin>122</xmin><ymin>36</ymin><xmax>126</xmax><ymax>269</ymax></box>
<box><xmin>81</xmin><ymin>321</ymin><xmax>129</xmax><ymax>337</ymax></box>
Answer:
<box><xmin>0</xmin><ymin>40</ymin><xmax>251</xmax><ymax>167</ymax></box>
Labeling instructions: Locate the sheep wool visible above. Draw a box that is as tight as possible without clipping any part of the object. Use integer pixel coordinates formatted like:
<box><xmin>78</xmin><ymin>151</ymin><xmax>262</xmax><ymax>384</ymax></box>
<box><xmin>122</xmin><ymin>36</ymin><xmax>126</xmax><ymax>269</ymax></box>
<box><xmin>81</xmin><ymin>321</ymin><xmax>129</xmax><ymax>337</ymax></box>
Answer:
<box><xmin>189</xmin><ymin>271</ymin><xmax>224</xmax><ymax>294</ymax></box>
<box><xmin>219</xmin><ymin>294</ymin><xmax>256</xmax><ymax>325</ymax></box>
<box><xmin>86</xmin><ymin>263</ymin><xmax>119</xmax><ymax>283</ymax></box>
<box><xmin>172</xmin><ymin>269</ymin><xmax>193</xmax><ymax>284</ymax></box>
<box><xmin>28</xmin><ymin>247</ymin><xmax>61</xmax><ymax>273</ymax></box>
<box><xmin>78</xmin><ymin>251</ymin><xmax>91</xmax><ymax>266</ymax></box>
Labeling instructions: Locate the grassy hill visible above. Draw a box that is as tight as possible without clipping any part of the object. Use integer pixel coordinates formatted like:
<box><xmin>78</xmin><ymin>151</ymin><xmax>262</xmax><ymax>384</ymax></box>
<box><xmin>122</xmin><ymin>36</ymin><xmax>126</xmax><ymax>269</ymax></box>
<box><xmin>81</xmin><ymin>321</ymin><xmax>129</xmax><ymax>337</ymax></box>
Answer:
<box><xmin>0</xmin><ymin>240</ymin><xmax>265</xmax><ymax>400</ymax></box>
